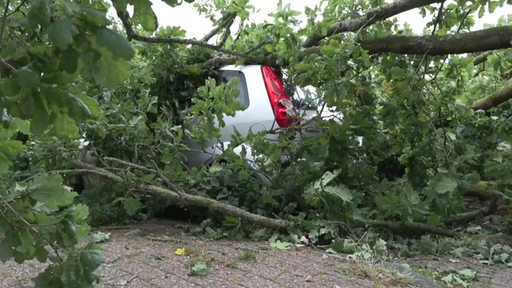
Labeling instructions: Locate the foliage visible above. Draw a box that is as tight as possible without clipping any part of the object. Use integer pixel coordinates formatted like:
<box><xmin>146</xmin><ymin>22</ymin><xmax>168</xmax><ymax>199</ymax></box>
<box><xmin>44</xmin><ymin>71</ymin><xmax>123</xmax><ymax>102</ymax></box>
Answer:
<box><xmin>3</xmin><ymin>0</ymin><xmax>512</xmax><ymax>285</ymax></box>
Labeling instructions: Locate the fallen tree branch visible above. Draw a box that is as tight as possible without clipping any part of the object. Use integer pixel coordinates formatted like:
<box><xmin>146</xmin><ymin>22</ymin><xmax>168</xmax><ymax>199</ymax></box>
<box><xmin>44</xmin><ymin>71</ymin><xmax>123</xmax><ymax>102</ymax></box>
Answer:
<box><xmin>471</xmin><ymin>82</ymin><xmax>512</xmax><ymax>110</ymax></box>
<box><xmin>303</xmin><ymin>0</ymin><xmax>443</xmax><ymax>47</ymax></box>
<box><xmin>71</xmin><ymin>161</ymin><xmax>291</xmax><ymax>230</ymax></box>
<box><xmin>366</xmin><ymin>220</ymin><xmax>463</xmax><ymax>238</ymax></box>
<box><xmin>200</xmin><ymin>26</ymin><xmax>512</xmax><ymax>69</ymax></box>
<box><xmin>361</xmin><ymin>26</ymin><xmax>512</xmax><ymax>55</ymax></box>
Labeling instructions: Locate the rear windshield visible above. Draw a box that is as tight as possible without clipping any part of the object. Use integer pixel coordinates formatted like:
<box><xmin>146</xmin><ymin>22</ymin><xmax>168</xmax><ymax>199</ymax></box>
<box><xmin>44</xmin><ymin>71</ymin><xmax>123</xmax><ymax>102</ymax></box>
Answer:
<box><xmin>220</xmin><ymin>70</ymin><xmax>250</xmax><ymax>110</ymax></box>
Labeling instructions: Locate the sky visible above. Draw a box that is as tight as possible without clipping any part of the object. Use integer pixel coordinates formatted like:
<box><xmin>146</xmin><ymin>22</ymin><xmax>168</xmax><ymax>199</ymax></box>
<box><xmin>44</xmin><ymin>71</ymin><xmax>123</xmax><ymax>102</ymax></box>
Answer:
<box><xmin>148</xmin><ymin>0</ymin><xmax>511</xmax><ymax>39</ymax></box>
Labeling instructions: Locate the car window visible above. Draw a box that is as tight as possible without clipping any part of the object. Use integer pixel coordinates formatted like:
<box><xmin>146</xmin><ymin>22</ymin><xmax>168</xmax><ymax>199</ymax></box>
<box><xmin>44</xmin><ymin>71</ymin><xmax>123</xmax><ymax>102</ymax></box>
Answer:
<box><xmin>221</xmin><ymin>70</ymin><xmax>250</xmax><ymax>110</ymax></box>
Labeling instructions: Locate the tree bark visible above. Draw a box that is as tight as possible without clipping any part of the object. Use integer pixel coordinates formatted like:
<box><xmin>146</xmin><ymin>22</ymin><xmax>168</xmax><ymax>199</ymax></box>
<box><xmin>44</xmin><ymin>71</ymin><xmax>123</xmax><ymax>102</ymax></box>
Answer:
<box><xmin>302</xmin><ymin>0</ymin><xmax>443</xmax><ymax>47</ymax></box>
<box><xmin>361</xmin><ymin>26</ymin><xmax>512</xmax><ymax>55</ymax></box>
<box><xmin>471</xmin><ymin>82</ymin><xmax>512</xmax><ymax>110</ymax></box>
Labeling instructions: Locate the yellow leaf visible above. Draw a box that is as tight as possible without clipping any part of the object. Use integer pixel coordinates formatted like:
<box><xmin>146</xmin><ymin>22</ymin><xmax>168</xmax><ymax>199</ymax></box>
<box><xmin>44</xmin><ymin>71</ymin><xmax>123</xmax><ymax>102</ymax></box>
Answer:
<box><xmin>175</xmin><ymin>247</ymin><xmax>185</xmax><ymax>256</ymax></box>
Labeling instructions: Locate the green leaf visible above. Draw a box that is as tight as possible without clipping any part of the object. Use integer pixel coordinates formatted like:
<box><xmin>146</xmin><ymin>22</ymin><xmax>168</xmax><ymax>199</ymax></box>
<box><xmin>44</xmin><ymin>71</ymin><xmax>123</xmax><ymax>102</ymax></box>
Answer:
<box><xmin>16</xmin><ymin>67</ymin><xmax>40</xmax><ymax>89</ymax></box>
<box><xmin>320</xmin><ymin>169</ymin><xmax>341</xmax><ymax>186</ymax></box>
<box><xmin>0</xmin><ymin>237</ymin><xmax>15</xmax><ymax>261</ymax></box>
<box><xmin>80</xmin><ymin>243</ymin><xmax>103</xmax><ymax>272</ymax></box>
<box><xmin>90</xmin><ymin>54</ymin><xmax>130</xmax><ymax>88</ymax></box>
<box><xmin>432</xmin><ymin>175</ymin><xmax>458</xmax><ymax>194</ymax></box>
<box><xmin>73</xmin><ymin>93</ymin><xmax>100</xmax><ymax>118</ymax></box>
<box><xmin>123</xmin><ymin>197</ymin><xmax>142</xmax><ymax>216</ymax></box>
<box><xmin>488</xmin><ymin>1</ymin><xmax>500</xmax><ymax>13</ymax></box>
<box><xmin>94</xmin><ymin>27</ymin><xmax>135</xmax><ymax>60</ymax></box>
<box><xmin>48</xmin><ymin>16</ymin><xmax>79</xmax><ymax>48</ymax></box>
<box><xmin>162</xmin><ymin>0</ymin><xmax>184</xmax><ymax>7</ymax></box>
<box><xmin>0</xmin><ymin>139</ymin><xmax>26</xmax><ymax>156</ymax></box>
<box><xmin>324</xmin><ymin>184</ymin><xmax>353</xmax><ymax>203</ymax></box>
<box><xmin>27</xmin><ymin>174</ymin><xmax>77</xmax><ymax>211</ymax></box>
<box><xmin>390</xmin><ymin>67</ymin><xmax>407</xmax><ymax>80</ymax></box>
<box><xmin>31</xmin><ymin>95</ymin><xmax>50</xmax><ymax>135</ymax></box>
<box><xmin>52</xmin><ymin>112</ymin><xmax>80</xmax><ymax>138</ymax></box>
<box><xmin>79</xmin><ymin>8</ymin><xmax>110</xmax><ymax>26</ymax></box>
<box><xmin>91</xmin><ymin>231</ymin><xmax>111</xmax><ymax>243</ymax></box>
<box><xmin>27</xmin><ymin>0</ymin><xmax>51</xmax><ymax>27</ymax></box>
<box><xmin>458</xmin><ymin>268</ymin><xmax>477</xmax><ymax>279</ymax></box>
<box><xmin>9</xmin><ymin>118</ymin><xmax>31</xmax><ymax>135</ymax></box>
<box><xmin>270</xmin><ymin>240</ymin><xmax>292</xmax><ymax>250</ymax></box>
<box><xmin>129</xmin><ymin>0</ymin><xmax>158</xmax><ymax>32</ymax></box>
<box><xmin>60</xmin><ymin>48</ymin><xmax>80</xmax><ymax>74</ymax></box>
<box><xmin>189</xmin><ymin>261</ymin><xmax>208</xmax><ymax>276</ymax></box>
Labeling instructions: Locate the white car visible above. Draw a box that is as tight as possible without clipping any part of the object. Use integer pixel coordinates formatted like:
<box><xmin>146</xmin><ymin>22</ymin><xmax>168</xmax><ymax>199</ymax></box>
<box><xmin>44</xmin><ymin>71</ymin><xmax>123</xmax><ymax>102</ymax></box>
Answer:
<box><xmin>184</xmin><ymin>65</ymin><xmax>339</xmax><ymax>168</ymax></box>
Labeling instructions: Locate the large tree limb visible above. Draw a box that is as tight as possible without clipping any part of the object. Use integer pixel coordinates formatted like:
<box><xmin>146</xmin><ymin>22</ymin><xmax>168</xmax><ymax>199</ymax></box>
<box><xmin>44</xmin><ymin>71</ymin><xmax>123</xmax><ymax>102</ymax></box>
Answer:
<box><xmin>71</xmin><ymin>161</ymin><xmax>291</xmax><ymax>230</ymax></box>
<box><xmin>471</xmin><ymin>82</ymin><xmax>512</xmax><ymax>110</ymax></box>
<box><xmin>302</xmin><ymin>0</ymin><xmax>443</xmax><ymax>48</ymax></box>
<box><xmin>361</xmin><ymin>26</ymin><xmax>512</xmax><ymax>55</ymax></box>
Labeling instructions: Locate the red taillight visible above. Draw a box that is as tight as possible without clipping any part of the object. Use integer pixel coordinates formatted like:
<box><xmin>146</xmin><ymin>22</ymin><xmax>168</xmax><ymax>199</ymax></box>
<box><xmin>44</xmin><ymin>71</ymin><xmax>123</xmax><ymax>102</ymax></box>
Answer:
<box><xmin>261</xmin><ymin>66</ymin><xmax>299</xmax><ymax>128</ymax></box>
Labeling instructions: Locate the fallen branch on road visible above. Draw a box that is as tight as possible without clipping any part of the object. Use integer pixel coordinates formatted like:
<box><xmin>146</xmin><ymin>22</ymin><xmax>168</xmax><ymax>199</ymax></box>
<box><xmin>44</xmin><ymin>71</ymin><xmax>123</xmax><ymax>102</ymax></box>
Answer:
<box><xmin>71</xmin><ymin>161</ymin><xmax>292</xmax><ymax>231</ymax></box>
